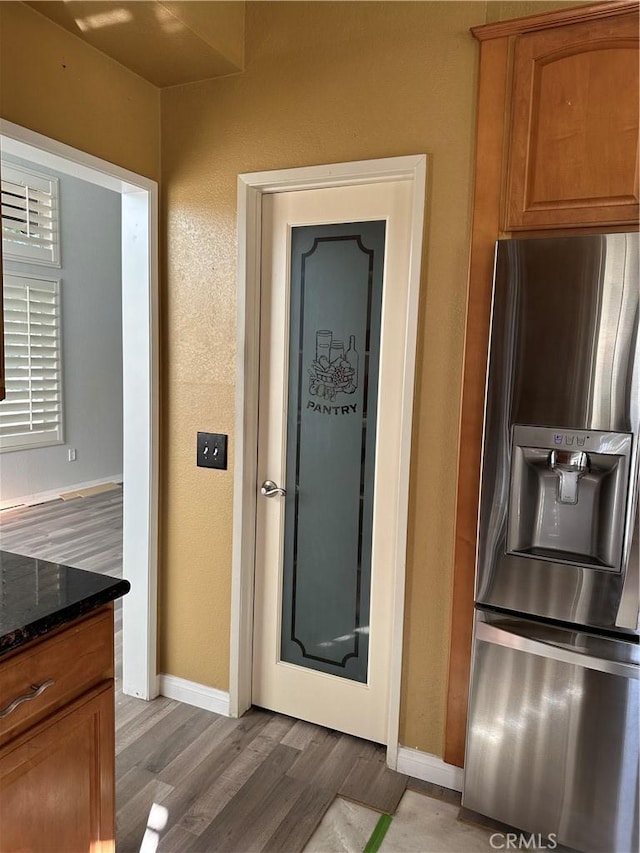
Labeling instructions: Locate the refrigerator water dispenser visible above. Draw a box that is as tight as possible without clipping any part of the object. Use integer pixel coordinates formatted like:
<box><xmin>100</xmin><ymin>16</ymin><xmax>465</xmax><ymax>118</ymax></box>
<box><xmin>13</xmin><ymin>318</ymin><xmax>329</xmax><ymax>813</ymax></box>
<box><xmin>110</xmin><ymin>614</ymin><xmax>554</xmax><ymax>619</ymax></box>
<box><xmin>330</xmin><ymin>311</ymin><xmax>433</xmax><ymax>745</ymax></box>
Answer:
<box><xmin>507</xmin><ymin>425</ymin><xmax>633</xmax><ymax>572</ymax></box>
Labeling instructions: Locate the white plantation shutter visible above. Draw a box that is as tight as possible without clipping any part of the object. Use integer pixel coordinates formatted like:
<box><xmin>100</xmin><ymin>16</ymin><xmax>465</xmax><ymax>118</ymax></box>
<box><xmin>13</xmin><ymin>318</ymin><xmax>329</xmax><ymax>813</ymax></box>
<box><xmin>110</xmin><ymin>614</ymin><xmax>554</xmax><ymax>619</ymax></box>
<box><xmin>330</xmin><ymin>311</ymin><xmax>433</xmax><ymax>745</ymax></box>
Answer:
<box><xmin>1</xmin><ymin>164</ymin><xmax>60</xmax><ymax>266</ymax></box>
<box><xmin>0</xmin><ymin>275</ymin><xmax>63</xmax><ymax>451</ymax></box>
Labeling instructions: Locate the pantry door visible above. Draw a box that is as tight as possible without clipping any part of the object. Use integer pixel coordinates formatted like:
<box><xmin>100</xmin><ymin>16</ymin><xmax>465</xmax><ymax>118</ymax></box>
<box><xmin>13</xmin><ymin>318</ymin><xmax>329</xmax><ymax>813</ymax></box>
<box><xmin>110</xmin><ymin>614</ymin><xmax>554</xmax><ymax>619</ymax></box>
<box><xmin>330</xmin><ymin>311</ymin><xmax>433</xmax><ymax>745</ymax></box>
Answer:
<box><xmin>252</xmin><ymin>180</ymin><xmax>415</xmax><ymax>744</ymax></box>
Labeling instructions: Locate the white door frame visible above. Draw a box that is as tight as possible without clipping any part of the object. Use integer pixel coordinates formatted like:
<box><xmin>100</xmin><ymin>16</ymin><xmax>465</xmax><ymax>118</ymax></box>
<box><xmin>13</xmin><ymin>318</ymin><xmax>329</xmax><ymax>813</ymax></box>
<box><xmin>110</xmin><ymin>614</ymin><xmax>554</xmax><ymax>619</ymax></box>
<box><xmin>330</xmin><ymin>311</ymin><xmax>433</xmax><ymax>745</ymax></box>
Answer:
<box><xmin>230</xmin><ymin>155</ymin><xmax>426</xmax><ymax>767</ymax></box>
<box><xmin>0</xmin><ymin>119</ymin><xmax>159</xmax><ymax>701</ymax></box>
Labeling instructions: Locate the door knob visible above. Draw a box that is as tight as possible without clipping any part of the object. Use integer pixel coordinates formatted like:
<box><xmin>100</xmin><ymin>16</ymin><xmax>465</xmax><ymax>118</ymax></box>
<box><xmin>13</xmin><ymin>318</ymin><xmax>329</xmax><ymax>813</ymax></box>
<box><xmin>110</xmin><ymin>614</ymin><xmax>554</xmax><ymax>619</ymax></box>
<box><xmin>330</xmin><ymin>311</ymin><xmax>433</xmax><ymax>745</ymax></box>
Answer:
<box><xmin>261</xmin><ymin>479</ymin><xmax>286</xmax><ymax>498</ymax></box>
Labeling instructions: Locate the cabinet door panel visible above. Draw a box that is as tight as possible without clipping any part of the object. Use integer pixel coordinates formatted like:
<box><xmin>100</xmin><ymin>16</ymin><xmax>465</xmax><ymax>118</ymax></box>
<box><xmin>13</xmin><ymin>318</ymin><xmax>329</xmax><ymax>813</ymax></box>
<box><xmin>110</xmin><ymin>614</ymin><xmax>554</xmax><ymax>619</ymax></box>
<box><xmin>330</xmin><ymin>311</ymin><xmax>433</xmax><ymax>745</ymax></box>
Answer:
<box><xmin>0</xmin><ymin>684</ymin><xmax>115</xmax><ymax>853</ymax></box>
<box><xmin>506</xmin><ymin>12</ymin><xmax>639</xmax><ymax>230</ymax></box>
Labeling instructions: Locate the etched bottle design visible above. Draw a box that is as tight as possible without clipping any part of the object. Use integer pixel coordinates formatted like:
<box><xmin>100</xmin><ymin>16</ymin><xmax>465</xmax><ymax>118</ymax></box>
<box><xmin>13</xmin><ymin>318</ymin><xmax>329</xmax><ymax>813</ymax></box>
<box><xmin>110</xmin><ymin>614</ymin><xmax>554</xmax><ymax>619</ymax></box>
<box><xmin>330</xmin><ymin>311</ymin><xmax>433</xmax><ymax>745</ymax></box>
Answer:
<box><xmin>316</xmin><ymin>330</ymin><xmax>332</xmax><ymax>364</ymax></box>
<box><xmin>329</xmin><ymin>339</ymin><xmax>345</xmax><ymax>364</ymax></box>
<box><xmin>346</xmin><ymin>335</ymin><xmax>359</xmax><ymax>388</ymax></box>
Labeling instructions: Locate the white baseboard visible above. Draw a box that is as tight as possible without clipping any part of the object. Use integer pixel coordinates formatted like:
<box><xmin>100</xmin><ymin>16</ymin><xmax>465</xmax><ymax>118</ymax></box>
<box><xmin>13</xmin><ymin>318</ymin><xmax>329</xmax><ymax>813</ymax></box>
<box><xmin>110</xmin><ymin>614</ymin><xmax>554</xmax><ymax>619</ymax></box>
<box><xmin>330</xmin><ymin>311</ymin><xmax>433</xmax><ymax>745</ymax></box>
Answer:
<box><xmin>158</xmin><ymin>673</ymin><xmax>230</xmax><ymax>716</ymax></box>
<box><xmin>0</xmin><ymin>475</ymin><xmax>123</xmax><ymax>511</ymax></box>
<box><xmin>397</xmin><ymin>746</ymin><xmax>464</xmax><ymax>792</ymax></box>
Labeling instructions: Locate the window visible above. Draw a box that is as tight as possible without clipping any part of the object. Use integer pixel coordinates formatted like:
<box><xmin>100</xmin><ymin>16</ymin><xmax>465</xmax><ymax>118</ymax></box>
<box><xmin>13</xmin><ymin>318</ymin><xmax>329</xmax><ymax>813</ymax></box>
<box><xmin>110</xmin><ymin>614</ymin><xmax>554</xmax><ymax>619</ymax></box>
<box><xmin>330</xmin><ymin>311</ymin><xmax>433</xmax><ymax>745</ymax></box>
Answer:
<box><xmin>0</xmin><ymin>274</ymin><xmax>63</xmax><ymax>451</ymax></box>
<box><xmin>1</xmin><ymin>163</ymin><xmax>60</xmax><ymax>266</ymax></box>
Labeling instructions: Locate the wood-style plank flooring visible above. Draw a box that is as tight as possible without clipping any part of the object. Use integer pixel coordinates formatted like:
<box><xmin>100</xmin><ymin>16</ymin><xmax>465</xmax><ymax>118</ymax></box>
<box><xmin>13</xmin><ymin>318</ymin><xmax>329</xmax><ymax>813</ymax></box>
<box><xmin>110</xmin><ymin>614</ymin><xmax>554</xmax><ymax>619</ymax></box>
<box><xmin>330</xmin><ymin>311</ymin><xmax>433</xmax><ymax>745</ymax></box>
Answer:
<box><xmin>0</xmin><ymin>489</ymin><xmax>410</xmax><ymax>852</ymax></box>
<box><xmin>116</xmin><ymin>696</ymin><xmax>408</xmax><ymax>852</ymax></box>
<box><xmin>0</xmin><ymin>487</ymin><xmax>123</xmax><ymax>576</ymax></box>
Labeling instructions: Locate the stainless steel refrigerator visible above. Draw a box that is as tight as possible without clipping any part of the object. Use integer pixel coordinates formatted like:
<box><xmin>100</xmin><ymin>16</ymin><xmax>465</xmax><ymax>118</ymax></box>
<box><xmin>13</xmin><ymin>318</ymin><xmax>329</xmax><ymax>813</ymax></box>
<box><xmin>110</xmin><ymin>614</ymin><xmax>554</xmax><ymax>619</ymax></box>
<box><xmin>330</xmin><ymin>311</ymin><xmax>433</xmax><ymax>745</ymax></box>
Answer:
<box><xmin>463</xmin><ymin>233</ymin><xmax>639</xmax><ymax>853</ymax></box>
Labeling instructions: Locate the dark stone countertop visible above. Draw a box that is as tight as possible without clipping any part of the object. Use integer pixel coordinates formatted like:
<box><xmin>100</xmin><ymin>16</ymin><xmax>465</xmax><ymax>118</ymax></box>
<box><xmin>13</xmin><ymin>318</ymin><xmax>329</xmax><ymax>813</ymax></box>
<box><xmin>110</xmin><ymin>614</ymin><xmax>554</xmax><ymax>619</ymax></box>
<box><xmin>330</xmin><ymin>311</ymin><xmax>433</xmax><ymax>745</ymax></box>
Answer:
<box><xmin>0</xmin><ymin>550</ymin><xmax>130</xmax><ymax>657</ymax></box>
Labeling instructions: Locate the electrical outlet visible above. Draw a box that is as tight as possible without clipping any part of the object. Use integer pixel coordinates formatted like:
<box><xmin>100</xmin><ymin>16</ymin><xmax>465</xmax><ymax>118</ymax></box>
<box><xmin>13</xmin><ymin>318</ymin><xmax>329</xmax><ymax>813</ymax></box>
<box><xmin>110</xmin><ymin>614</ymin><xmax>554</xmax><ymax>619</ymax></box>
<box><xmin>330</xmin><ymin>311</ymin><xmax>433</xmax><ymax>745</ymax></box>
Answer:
<box><xmin>68</xmin><ymin>448</ymin><xmax>77</xmax><ymax>462</ymax></box>
<box><xmin>197</xmin><ymin>432</ymin><xmax>228</xmax><ymax>470</ymax></box>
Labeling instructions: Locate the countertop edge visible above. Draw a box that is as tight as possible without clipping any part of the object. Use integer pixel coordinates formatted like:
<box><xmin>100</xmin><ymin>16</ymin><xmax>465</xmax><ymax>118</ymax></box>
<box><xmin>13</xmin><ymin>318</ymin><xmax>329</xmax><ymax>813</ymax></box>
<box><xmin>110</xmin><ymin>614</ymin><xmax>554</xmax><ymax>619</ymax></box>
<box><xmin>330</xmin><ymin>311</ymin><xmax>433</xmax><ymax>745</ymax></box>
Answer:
<box><xmin>0</xmin><ymin>577</ymin><xmax>130</xmax><ymax>657</ymax></box>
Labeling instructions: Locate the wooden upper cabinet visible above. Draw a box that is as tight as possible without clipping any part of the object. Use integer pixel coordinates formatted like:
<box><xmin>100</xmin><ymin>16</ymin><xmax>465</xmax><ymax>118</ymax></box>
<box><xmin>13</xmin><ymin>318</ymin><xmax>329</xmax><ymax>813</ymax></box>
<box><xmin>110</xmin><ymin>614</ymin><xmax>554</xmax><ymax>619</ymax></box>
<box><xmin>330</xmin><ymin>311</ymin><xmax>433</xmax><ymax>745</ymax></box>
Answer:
<box><xmin>506</xmin><ymin>10</ymin><xmax>639</xmax><ymax>230</ymax></box>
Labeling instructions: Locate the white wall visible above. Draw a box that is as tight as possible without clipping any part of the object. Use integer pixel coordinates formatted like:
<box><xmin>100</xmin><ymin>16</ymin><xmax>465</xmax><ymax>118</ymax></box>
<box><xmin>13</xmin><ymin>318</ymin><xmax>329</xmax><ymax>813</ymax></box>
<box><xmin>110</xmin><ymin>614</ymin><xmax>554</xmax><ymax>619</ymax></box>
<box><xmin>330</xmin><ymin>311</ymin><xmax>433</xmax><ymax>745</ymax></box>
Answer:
<box><xmin>1</xmin><ymin>155</ymin><xmax>123</xmax><ymax>503</ymax></box>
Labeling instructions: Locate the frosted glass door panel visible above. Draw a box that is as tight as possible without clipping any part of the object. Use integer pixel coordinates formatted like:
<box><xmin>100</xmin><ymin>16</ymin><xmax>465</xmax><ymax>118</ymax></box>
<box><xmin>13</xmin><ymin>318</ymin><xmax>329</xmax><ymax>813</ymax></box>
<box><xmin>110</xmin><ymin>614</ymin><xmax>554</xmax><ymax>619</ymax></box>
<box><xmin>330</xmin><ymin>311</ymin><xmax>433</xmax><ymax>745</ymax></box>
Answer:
<box><xmin>281</xmin><ymin>221</ymin><xmax>385</xmax><ymax>683</ymax></box>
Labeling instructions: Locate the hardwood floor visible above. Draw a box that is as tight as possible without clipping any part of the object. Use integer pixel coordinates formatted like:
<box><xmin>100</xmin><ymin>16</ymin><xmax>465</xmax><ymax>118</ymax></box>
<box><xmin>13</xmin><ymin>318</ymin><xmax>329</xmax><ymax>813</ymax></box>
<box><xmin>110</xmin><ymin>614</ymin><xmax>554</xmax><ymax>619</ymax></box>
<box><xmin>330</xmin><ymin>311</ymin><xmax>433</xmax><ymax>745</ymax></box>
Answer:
<box><xmin>0</xmin><ymin>489</ymin><xmax>410</xmax><ymax>852</ymax></box>
<box><xmin>0</xmin><ymin>487</ymin><xmax>123</xmax><ymax>576</ymax></box>
<box><xmin>116</xmin><ymin>696</ymin><xmax>408</xmax><ymax>852</ymax></box>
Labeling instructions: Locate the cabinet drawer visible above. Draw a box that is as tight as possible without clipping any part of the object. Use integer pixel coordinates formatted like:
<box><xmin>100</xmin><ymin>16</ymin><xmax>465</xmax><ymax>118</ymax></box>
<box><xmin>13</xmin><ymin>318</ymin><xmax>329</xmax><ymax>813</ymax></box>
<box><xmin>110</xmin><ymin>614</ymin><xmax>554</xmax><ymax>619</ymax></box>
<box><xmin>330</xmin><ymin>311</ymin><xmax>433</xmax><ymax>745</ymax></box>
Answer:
<box><xmin>0</xmin><ymin>606</ymin><xmax>113</xmax><ymax>744</ymax></box>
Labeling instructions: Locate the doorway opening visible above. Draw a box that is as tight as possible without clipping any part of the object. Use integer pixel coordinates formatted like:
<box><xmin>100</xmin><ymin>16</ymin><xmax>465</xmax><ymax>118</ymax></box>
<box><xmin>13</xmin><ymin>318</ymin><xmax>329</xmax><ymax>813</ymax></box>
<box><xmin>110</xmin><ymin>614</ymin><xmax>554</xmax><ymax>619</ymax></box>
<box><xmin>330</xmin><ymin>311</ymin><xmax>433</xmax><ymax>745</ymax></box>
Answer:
<box><xmin>0</xmin><ymin>119</ymin><xmax>159</xmax><ymax>701</ymax></box>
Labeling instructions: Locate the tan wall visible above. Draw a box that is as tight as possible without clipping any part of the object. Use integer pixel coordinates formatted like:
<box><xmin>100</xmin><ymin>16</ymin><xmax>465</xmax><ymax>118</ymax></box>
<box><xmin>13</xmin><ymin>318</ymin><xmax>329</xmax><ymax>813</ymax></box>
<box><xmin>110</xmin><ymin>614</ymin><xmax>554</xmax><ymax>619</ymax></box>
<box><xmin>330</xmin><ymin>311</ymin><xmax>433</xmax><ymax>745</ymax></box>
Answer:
<box><xmin>0</xmin><ymin>2</ymin><xmax>160</xmax><ymax>180</ymax></box>
<box><xmin>1</xmin><ymin>0</ymin><xmax>584</xmax><ymax>758</ymax></box>
<box><xmin>486</xmin><ymin>1</ymin><xmax>585</xmax><ymax>23</ymax></box>
<box><xmin>160</xmin><ymin>0</ymin><xmax>583</xmax><ymax>754</ymax></box>
<box><xmin>161</xmin><ymin>0</ymin><xmax>485</xmax><ymax>754</ymax></box>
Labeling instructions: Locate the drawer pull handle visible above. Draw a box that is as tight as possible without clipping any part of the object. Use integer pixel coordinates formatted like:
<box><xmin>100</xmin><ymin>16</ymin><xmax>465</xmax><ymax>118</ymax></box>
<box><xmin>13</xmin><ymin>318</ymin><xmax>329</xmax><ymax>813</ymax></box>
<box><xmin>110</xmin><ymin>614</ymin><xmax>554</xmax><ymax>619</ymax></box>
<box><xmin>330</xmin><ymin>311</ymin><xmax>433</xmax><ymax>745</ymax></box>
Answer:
<box><xmin>0</xmin><ymin>679</ymin><xmax>55</xmax><ymax>718</ymax></box>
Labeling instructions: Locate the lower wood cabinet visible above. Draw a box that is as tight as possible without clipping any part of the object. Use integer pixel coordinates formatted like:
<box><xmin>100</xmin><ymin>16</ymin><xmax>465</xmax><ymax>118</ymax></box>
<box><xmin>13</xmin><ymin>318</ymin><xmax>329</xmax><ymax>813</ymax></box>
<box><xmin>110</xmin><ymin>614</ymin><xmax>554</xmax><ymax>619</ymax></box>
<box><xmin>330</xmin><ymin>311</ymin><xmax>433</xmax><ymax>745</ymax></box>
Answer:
<box><xmin>0</xmin><ymin>606</ymin><xmax>116</xmax><ymax>853</ymax></box>
<box><xmin>0</xmin><ymin>684</ymin><xmax>115</xmax><ymax>853</ymax></box>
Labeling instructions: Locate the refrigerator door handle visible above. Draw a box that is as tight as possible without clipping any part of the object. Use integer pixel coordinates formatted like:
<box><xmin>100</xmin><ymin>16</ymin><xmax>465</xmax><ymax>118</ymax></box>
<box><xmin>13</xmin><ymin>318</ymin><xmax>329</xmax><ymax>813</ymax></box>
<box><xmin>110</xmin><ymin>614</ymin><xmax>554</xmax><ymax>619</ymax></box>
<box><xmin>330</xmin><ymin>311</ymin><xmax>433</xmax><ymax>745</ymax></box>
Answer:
<box><xmin>476</xmin><ymin>621</ymin><xmax>639</xmax><ymax>679</ymax></box>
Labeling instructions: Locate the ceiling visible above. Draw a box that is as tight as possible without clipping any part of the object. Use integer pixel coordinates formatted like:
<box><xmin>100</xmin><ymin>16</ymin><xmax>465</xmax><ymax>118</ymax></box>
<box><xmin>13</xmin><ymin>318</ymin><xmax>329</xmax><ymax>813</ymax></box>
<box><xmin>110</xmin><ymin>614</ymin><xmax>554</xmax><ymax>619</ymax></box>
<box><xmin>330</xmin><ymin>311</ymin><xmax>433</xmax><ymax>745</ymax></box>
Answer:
<box><xmin>25</xmin><ymin>1</ymin><xmax>245</xmax><ymax>87</ymax></box>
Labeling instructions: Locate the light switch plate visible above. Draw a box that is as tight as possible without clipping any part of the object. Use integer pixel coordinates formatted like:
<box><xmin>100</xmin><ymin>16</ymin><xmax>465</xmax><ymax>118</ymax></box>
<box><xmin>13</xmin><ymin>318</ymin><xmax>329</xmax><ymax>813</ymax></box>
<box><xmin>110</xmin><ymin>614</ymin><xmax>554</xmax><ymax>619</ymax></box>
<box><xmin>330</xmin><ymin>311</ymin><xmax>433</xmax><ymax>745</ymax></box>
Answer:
<box><xmin>197</xmin><ymin>432</ymin><xmax>228</xmax><ymax>470</ymax></box>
